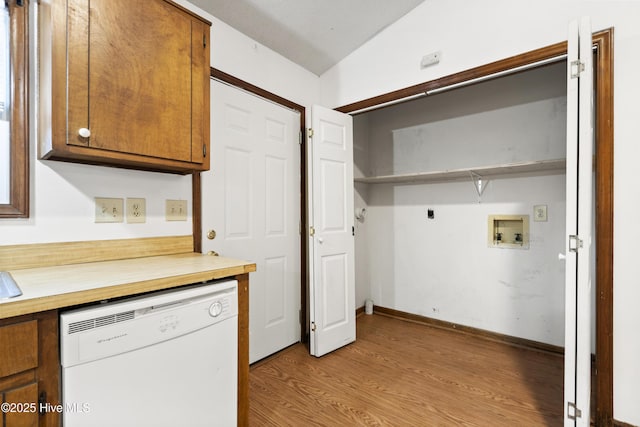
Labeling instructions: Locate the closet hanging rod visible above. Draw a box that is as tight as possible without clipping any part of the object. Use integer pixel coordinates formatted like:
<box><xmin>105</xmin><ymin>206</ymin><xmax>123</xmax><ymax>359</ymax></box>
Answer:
<box><xmin>348</xmin><ymin>92</ymin><xmax>427</xmax><ymax>115</ymax></box>
<box><xmin>348</xmin><ymin>51</ymin><xmax>576</xmax><ymax>115</ymax></box>
<box><xmin>425</xmin><ymin>54</ymin><xmax>568</xmax><ymax>96</ymax></box>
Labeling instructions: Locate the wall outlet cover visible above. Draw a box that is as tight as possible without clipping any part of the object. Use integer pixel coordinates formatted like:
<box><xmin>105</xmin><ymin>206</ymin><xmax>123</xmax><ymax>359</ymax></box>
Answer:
<box><xmin>126</xmin><ymin>198</ymin><xmax>146</xmax><ymax>223</ymax></box>
<box><xmin>534</xmin><ymin>204</ymin><xmax>548</xmax><ymax>222</ymax></box>
<box><xmin>166</xmin><ymin>199</ymin><xmax>188</xmax><ymax>221</ymax></box>
<box><xmin>95</xmin><ymin>197</ymin><xmax>124</xmax><ymax>223</ymax></box>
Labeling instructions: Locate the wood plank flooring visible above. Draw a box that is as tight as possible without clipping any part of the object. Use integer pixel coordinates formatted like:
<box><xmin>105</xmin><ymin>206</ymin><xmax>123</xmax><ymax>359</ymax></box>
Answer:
<box><xmin>249</xmin><ymin>313</ymin><xmax>563</xmax><ymax>426</ymax></box>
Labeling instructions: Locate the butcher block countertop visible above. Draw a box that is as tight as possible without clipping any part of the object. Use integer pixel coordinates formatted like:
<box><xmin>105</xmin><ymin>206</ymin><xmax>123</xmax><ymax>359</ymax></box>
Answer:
<box><xmin>0</xmin><ymin>253</ymin><xmax>256</xmax><ymax>319</ymax></box>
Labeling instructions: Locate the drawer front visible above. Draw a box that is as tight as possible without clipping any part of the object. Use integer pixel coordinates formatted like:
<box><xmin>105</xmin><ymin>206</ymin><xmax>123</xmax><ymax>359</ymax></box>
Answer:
<box><xmin>0</xmin><ymin>321</ymin><xmax>38</xmax><ymax>377</ymax></box>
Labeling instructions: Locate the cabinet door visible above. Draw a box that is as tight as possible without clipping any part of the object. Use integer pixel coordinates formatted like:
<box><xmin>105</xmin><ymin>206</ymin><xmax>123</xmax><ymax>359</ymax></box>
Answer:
<box><xmin>3</xmin><ymin>383</ymin><xmax>39</xmax><ymax>427</ymax></box>
<box><xmin>67</xmin><ymin>0</ymin><xmax>206</xmax><ymax>163</ymax></box>
<box><xmin>0</xmin><ymin>321</ymin><xmax>39</xmax><ymax>427</ymax></box>
<box><xmin>0</xmin><ymin>321</ymin><xmax>38</xmax><ymax>377</ymax></box>
<box><xmin>0</xmin><ymin>312</ymin><xmax>60</xmax><ymax>427</ymax></box>
<box><xmin>190</xmin><ymin>18</ymin><xmax>210</xmax><ymax>169</ymax></box>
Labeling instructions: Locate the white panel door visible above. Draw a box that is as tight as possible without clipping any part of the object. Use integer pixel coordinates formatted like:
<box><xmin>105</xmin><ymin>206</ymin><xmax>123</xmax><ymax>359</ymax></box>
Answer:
<box><xmin>203</xmin><ymin>80</ymin><xmax>301</xmax><ymax>363</ymax></box>
<box><xmin>308</xmin><ymin>105</ymin><xmax>356</xmax><ymax>357</ymax></box>
<box><xmin>564</xmin><ymin>17</ymin><xmax>593</xmax><ymax>427</ymax></box>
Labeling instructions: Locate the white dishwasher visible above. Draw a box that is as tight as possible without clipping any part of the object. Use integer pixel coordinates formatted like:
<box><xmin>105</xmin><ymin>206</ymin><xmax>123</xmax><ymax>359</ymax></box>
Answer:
<box><xmin>60</xmin><ymin>280</ymin><xmax>238</xmax><ymax>427</ymax></box>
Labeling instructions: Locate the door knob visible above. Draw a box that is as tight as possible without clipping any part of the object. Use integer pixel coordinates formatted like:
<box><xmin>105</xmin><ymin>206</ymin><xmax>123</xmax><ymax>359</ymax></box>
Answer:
<box><xmin>78</xmin><ymin>128</ymin><xmax>91</xmax><ymax>138</ymax></box>
<box><xmin>207</xmin><ymin>229</ymin><xmax>217</xmax><ymax>240</ymax></box>
<box><xmin>207</xmin><ymin>251</ymin><xmax>219</xmax><ymax>256</ymax></box>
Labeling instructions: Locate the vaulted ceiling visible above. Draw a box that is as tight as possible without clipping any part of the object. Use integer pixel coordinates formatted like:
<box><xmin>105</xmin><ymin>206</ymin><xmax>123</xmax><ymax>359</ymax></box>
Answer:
<box><xmin>188</xmin><ymin>0</ymin><xmax>426</xmax><ymax>75</ymax></box>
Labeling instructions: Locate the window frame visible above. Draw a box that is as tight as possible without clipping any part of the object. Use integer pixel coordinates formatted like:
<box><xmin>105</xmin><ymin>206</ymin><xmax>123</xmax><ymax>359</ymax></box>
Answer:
<box><xmin>0</xmin><ymin>0</ymin><xmax>29</xmax><ymax>218</ymax></box>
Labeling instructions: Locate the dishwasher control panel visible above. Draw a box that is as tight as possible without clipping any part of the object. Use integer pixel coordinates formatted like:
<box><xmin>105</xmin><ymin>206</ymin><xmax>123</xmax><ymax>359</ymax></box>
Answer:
<box><xmin>159</xmin><ymin>314</ymin><xmax>179</xmax><ymax>332</ymax></box>
<box><xmin>60</xmin><ymin>280</ymin><xmax>238</xmax><ymax>367</ymax></box>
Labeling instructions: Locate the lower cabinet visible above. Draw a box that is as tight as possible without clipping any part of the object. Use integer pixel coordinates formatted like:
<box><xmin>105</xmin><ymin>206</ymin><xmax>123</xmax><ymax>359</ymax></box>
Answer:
<box><xmin>0</xmin><ymin>311</ymin><xmax>60</xmax><ymax>427</ymax></box>
<box><xmin>0</xmin><ymin>273</ymin><xmax>250</xmax><ymax>426</ymax></box>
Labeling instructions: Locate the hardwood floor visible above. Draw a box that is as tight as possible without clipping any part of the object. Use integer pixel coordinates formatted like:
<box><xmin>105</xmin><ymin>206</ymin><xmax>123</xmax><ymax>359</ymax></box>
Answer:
<box><xmin>249</xmin><ymin>313</ymin><xmax>563</xmax><ymax>426</ymax></box>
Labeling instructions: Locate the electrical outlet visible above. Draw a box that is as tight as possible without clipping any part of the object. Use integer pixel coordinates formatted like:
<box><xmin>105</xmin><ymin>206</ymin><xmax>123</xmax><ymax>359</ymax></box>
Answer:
<box><xmin>166</xmin><ymin>199</ymin><xmax>188</xmax><ymax>221</ymax></box>
<box><xmin>533</xmin><ymin>204</ymin><xmax>548</xmax><ymax>222</ymax></box>
<box><xmin>126</xmin><ymin>198</ymin><xmax>146</xmax><ymax>223</ymax></box>
<box><xmin>95</xmin><ymin>197</ymin><xmax>124</xmax><ymax>223</ymax></box>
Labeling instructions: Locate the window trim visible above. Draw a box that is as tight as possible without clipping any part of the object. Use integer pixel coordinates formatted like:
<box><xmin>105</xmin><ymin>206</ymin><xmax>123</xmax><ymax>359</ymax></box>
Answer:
<box><xmin>0</xmin><ymin>0</ymin><xmax>29</xmax><ymax>218</ymax></box>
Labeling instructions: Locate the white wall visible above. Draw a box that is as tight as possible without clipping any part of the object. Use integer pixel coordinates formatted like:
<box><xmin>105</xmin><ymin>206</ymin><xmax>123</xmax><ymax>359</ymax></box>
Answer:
<box><xmin>353</xmin><ymin>114</ymin><xmax>371</xmax><ymax>308</ymax></box>
<box><xmin>324</xmin><ymin>1</ymin><xmax>640</xmax><ymax>424</ymax></box>
<box><xmin>354</xmin><ymin>63</ymin><xmax>567</xmax><ymax>346</ymax></box>
<box><xmin>0</xmin><ymin>1</ymin><xmax>320</xmax><ymax>247</ymax></box>
<box><xmin>173</xmin><ymin>0</ymin><xmax>320</xmax><ymax>110</ymax></box>
<box><xmin>366</xmin><ymin>62</ymin><xmax>567</xmax><ymax>177</ymax></box>
<box><xmin>366</xmin><ymin>176</ymin><xmax>566</xmax><ymax>342</ymax></box>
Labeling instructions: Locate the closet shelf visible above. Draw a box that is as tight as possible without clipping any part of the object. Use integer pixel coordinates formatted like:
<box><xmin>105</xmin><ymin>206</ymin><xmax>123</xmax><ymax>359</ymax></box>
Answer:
<box><xmin>354</xmin><ymin>159</ymin><xmax>566</xmax><ymax>184</ymax></box>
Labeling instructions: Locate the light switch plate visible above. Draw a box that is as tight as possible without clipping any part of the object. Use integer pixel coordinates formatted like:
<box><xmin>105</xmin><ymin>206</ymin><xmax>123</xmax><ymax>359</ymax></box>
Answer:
<box><xmin>166</xmin><ymin>199</ymin><xmax>188</xmax><ymax>221</ymax></box>
<box><xmin>95</xmin><ymin>197</ymin><xmax>124</xmax><ymax>223</ymax></box>
<box><xmin>126</xmin><ymin>198</ymin><xmax>146</xmax><ymax>223</ymax></box>
<box><xmin>534</xmin><ymin>204</ymin><xmax>548</xmax><ymax>222</ymax></box>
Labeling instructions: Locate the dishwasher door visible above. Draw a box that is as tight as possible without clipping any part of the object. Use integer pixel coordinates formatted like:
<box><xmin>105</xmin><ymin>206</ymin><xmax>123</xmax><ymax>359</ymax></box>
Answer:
<box><xmin>60</xmin><ymin>280</ymin><xmax>238</xmax><ymax>427</ymax></box>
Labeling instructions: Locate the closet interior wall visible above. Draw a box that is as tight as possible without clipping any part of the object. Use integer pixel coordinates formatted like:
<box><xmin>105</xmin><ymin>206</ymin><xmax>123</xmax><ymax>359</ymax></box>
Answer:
<box><xmin>353</xmin><ymin>61</ymin><xmax>576</xmax><ymax>347</ymax></box>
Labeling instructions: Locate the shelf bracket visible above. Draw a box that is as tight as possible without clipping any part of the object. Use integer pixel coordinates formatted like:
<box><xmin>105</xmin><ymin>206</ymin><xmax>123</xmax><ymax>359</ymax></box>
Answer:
<box><xmin>469</xmin><ymin>171</ymin><xmax>489</xmax><ymax>199</ymax></box>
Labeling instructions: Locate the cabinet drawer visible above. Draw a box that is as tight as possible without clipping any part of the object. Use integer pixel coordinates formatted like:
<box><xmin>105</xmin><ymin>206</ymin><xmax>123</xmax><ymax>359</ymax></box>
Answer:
<box><xmin>0</xmin><ymin>321</ymin><xmax>38</xmax><ymax>377</ymax></box>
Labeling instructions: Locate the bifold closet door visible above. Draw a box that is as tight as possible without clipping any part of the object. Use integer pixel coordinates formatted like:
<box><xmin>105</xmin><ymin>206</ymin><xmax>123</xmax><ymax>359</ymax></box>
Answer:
<box><xmin>307</xmin><ymin>105</ymin><xmax>356</xmax><ymax>357</ymax></box>
<box><xmin>563</xmin><ymin>16</ymin><xmax>594</xmax><ymax>427</ymax></box>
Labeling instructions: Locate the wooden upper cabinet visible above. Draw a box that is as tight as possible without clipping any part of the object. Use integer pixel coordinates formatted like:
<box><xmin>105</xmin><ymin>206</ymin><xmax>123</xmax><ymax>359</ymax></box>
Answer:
<box><xmin>40</xmin><ymin>0</ymin><xmax>211</xmax><ymax>174</ymax></box>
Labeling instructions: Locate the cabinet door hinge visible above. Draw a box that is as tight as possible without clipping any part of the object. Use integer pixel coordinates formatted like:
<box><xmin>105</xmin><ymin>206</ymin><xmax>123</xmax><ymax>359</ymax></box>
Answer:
<box><xmin>570</xmin><ymin>59</ymin><xmax>585</xmax><ymax>78</ymax></box>
<box><xmin>311</xmin><ymin>321</ymin><xmax>316</xmax><ymax>332</ymax></box>
<box><xmin>308</xmin><ymin>128</ymin><xmax>314</xmax><ymax>138</ymax></box>
<box><xmin>203</xmin><ymin>144</ymin><xmax>207</xmax><ymax>157</ymax></box>
<box><xmin>567</xmin><ymin>402</ymin><xmax>582</xmax><ymax>420</ymax></box>
<box><xmin>309</xmin><ymin>226</ymin><xmax>315</xmax><ymax>236</ymax></box>
<box><xmin>203</xmin><ymin>34</ymin><xmax>207</xmax><ymax>48</ymax></box>
<box><xmin>569</xmin><ymin>235</ymin><xmax>583</xmax><ymax>252</ymax></box>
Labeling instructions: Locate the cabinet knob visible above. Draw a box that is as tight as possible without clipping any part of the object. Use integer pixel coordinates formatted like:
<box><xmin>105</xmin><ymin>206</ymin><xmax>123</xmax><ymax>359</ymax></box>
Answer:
<box><xmin>78</xmin><ymin>128</ymin><xmax>91</xmax><ymax>138</ymax></box>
